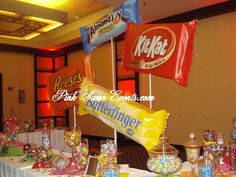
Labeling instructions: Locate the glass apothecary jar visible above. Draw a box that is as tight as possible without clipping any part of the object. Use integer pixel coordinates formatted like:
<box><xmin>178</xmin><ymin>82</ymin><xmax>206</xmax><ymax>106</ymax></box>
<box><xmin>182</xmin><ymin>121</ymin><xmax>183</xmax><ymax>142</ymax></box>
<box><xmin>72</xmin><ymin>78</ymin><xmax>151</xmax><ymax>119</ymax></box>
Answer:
<box><xmin>198</xmin><ymin>151</ymin><xmax>214</xmax><ymax>177</ymax></box>
<box><xmin>147</xmin><ymin>133</ymin><xmax>182</xmax><ymax>177</ymax></box>
<box><xmin>41</xmin><ymin>123</ymin><xmax>51</xmax><ymax>149</ymax></box>
<box><xmin>97</xmin><ymin>158</ymin><xmax>120</xmax><ymax>177</ymax></box>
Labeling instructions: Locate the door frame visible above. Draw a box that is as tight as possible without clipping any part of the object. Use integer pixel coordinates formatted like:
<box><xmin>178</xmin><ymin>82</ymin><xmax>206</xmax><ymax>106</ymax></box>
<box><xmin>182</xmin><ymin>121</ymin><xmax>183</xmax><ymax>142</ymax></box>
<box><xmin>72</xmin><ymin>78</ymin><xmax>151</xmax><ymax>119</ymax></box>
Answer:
<box><xmin>0</xmin><ymin>73</ymin><xmax>2</xmax><ymax>131</ymax></box>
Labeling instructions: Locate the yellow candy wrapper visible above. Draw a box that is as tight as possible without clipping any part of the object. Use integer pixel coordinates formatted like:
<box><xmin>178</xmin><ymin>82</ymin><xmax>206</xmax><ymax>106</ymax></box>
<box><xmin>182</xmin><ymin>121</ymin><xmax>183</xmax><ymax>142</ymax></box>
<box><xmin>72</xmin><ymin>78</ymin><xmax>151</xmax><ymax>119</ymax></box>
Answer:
<box><xmin>78</xmin><ymin>78</ymin><xmax>168</xmax><ymax>151</ymax></box>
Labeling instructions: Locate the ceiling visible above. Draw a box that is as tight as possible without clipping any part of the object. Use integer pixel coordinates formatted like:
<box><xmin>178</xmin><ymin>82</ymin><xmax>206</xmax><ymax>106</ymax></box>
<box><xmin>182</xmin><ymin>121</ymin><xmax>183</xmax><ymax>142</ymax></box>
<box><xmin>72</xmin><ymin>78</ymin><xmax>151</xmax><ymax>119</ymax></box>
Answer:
<box><xmin>0</xmin><ymin>0</ymin><xmax>227</xmax><ymax>50</ymax></box>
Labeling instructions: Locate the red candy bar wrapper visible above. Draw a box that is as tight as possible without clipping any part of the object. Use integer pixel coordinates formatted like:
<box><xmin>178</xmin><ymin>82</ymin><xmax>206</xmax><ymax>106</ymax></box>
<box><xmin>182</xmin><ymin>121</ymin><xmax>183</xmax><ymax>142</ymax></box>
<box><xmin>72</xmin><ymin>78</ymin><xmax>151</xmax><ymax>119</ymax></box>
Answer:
<box><xmin>123</xmin><ymin>20</ymin><xmax>197</xmax><ymax>86</ymax></box>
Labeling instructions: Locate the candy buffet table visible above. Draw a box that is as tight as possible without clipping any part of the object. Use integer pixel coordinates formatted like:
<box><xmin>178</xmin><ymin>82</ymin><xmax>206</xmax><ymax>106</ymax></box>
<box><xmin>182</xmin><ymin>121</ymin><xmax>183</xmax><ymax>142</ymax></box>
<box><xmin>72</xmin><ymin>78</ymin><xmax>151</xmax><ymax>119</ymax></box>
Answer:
<box><xmin>0</xmin><ymin>153</ymin><xmax>162</xmax><ymax>177</ymax></box>
<box><xmin>0</xmin><ymin>129</ymin><xmax>71</xmax><ymax>152</ymax></box>
<box><xmin>0</xmin><ymin>149</ymin><xmax>183</xmax><ymax>177</ymax></box>
<box><xmin>0</xmin><ymin>153</ymin><xmax>235</xmax><ymax>177</ymax></box>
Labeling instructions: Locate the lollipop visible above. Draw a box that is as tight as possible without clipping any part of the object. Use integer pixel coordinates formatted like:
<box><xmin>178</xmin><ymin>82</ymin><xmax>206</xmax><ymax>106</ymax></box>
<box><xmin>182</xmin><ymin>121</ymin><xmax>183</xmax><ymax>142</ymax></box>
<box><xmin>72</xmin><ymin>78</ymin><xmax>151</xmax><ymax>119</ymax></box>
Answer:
<box><xmin>203</xmin><ymin>130</ymin><xmax>216</xmax><ymax>146</ymax></box>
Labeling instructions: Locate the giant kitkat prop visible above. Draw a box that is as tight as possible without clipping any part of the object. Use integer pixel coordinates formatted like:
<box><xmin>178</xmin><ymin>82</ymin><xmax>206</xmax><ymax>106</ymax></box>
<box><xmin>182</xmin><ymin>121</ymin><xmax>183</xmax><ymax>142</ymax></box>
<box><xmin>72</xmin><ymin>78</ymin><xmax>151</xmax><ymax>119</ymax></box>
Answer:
<box><xmin>123</xmin><ymin>20</ymin><xmax>197</xmax><ymax>86</ymax></box>
<box><xmin>48</xmin><ymin>54</ymin><xmax>95</xmax><ymax>112</ymax></box>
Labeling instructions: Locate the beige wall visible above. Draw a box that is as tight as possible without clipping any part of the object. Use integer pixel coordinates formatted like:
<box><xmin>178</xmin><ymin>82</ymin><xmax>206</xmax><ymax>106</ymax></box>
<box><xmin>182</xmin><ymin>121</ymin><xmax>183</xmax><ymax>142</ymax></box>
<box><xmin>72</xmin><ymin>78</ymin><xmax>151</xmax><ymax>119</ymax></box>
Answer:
<box><xmin>68</xmin><ymin>42</ymin><xmax>114</xmax><ymax>137</ymax></box>
<box><xmin>140</xmin><ymin>11</ymin><xmax>236</xmax><ymax>144</ymax></box>
<box><xmin>0</xmin><ymin>51</ymin><xmax>35</xmax><ymax>121</ymax></box>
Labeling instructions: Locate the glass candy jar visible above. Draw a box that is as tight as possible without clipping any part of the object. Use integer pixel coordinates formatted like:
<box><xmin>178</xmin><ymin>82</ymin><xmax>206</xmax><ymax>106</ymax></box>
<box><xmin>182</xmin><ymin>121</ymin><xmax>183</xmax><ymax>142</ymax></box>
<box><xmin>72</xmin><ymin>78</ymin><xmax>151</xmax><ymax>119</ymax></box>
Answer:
<box><xmin>184</xmin><ymin>132</ymin><xmax>201</xmax><ymax>176</ymax></box>
<box><xmin>41</xmin><ymin>123</ymin><xmax>51</xmax><ymax>149</ymax></box>
<box><xmin>98</xmin><ymin>157</ymin><xmax>120</xmax><ymax>177</ymax></box>
<box><xmin>97</xmin><ymin>139</ymin><xmax>120</xmax><ymax>177</ymax></box>
<box><xmin>147</xmin><ymin>134</ymin><xmax>182</xmax><ymax>176</ymax></box>
<box><xmin>198</xmin><ymin>151</ymin><xmax>214</xmax><ymax>177</ymax></box>
<box><xmin>64</xmin><ymin>126</ymin><xmax>82</xmax><ymax>170</ymax></box>
<box><xmin>53</xmin><ymin>149</ymin><xmax>70</xmax><ymax>171</ymax></box>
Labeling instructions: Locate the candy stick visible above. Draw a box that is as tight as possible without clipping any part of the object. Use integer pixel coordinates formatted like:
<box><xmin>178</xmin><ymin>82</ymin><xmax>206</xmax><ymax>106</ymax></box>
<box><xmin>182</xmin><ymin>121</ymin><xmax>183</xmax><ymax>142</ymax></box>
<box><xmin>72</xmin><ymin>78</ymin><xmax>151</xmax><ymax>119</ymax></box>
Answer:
<box><xmin>148</xmin><ymin>74</ymin><xmax>153</xmax><ymax>109</ymax></box>
<box><xmin>111</xmin><ymin>36</ymin><xmax>117</xmax><ymax>148</ymax></box>
<box><xmin>73</xmin><ymin>105</ymin><xmax>77</xmax><ymax>127</ymax></box>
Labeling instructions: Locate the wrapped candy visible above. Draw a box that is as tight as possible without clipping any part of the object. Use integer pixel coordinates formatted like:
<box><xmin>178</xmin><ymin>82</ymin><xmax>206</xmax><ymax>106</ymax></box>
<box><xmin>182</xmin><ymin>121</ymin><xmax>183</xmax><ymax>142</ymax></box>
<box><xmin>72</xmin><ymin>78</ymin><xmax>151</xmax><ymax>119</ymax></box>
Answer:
<box><xmin>147</xmin><ymin>134</ymin><xmax>182</xmax><ymax>175</ymax></box>
<box><xmin>97</xmin><ymin>140</ymin><xmax>119</xmax><ymax>177</ymax></box>
<box><xmin>80</xmin><ymin>0</ymin><xmax>141</xmax><ymax>53</ymax></box>
<box><xmin>78</xmin><ymin>78</ymin><xmax>168</xmax><ymax>151</ymax></box>
<box><xmin>23</xmin><ymin>120</ymin><xmax>35</xmax><ymax>132</ymax></box>
<box><xmin>147</xmin><ymin>156</ymin><xmax>182</xmax><ymax>174</ymax></box>
<box><xmin>98</xmin><ymin>139</ymin><xmax>117</xmax><ymax>167</ymax></box>
<box><xmin>64</xmin><ymin>127</ymin><xmax>81</xmax><ymax>148</ymax></box>
<box><xmin>37</xmin><ymin>146</ymin><xmax>53</xmax><ymax>162</ymax></box>
<box><xmin>232</xmin><ymin>117</ymin><xmax>236</xmax><ymax>141</ymax></box>
<box><xmin>5</xmin><ymin>117</ymin><xmax>19</xmax><ymax>145</ymax></box>
<box><xmin>203</xmin><ymin>130</ymin><xmax>216</xmax><ymax>146</ymax></box>
<box><xmin>53</xmin><ymin>149</ymin><xmax>70</xmax><ymax>170</ymax></box>
<box><xmin>72</xmin><ymin>140</ymin><xmax>89</xmax><ymax>170</ymax></box>
<box><xmin>23</xmin><ymin>143</ymin><xmax>38</xmax><ymax>161</ymax></box>
<box><xmin>123</xmin><ymin>20</ymin><xmax>197</xmax><ymax>86</ymax></box>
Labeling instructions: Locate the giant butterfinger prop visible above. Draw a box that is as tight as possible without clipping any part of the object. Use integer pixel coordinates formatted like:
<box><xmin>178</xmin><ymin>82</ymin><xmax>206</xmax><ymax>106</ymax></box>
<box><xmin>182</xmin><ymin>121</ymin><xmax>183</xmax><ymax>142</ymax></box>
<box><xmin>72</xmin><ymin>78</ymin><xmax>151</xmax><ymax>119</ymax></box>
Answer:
<box><xmin>78</xmin><ymin>78</ymin><xmax>168</xmax><ymax>151</ymax></box>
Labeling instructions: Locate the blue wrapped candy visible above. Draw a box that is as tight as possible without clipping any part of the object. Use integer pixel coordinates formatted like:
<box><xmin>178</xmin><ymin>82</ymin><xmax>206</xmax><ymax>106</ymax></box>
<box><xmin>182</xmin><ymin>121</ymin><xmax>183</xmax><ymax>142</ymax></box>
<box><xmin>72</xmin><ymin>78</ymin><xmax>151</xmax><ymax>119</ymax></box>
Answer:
<box><xmin>80</xmin><ymin>0</ymin><xmax>141</xmax><ymax>53</ymax></box>
<box><xmin>232</xmin><ymin>121</ymin><xmax>236</xmax><ymax>141</ymax></box>
<box><xmin>199</xmin><ymin>164</ymin><xmax>214</xmax><ymax>177</ymax></box>
<box><xmin>104</xmin><ymin>169</ymin><xmax>119</xmax><ymax>177</ymax></box>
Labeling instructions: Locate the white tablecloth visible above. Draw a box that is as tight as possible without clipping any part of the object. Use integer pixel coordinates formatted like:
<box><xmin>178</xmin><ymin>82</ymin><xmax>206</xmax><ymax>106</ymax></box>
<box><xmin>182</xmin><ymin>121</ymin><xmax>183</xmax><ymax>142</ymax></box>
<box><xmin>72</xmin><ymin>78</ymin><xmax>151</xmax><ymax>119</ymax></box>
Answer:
<box><xmin>1</xmin><ymin>154</ymin><xmax>236</xmax><ymax>177</ymax></box>
<box><xmin>0</xmin><ymin>152</ymin><xmax>186</xmax><ymax>177</ymax></box>
<box><xmin>0</xmin><ymin>150</ymin><xmax>71</xmax><ymax>177</ymax></box>
<box><xmin>0</xmin><ymin>156</ymin><xmax>154</xmax><ymax>177</ymax></box>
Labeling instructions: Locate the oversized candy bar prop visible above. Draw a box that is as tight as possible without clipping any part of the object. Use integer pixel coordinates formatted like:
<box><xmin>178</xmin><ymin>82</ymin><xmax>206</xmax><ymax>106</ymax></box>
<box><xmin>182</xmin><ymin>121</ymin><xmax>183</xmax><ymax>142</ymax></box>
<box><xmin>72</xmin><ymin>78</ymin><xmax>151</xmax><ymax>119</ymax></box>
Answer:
<box><xmin>123</xmin><ymin>20</ymin><xmax>197</xmax><ymax>86</ymax></box>
<box><xmin>78</xmin><ymin>78</ymin><xmax>168</xmax><ymax>151</ymax></box>
<box><xmin>80</xmin><ymin>0</ymin><xmax>141</xmax><ymax>53</ymax></box>
<box><xmin>48</xmin><ymin>54</ymin><xmax>95</xmax><ymax>112</ymax></box>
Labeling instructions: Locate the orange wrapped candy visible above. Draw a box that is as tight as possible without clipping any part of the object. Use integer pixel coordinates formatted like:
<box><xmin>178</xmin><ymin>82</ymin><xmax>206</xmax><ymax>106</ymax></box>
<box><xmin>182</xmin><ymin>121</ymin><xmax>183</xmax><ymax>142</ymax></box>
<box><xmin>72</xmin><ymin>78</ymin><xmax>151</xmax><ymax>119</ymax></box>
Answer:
<box><xmin>48</xmin><ymin>54</ymin><xmax>95</xmax><ymax>112</ymax></box>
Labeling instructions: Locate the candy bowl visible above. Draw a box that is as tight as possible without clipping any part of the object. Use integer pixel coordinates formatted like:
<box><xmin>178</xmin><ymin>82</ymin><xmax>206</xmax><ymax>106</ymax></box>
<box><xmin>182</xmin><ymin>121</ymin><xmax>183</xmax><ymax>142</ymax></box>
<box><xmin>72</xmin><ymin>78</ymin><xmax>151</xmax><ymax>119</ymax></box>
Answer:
<box><xmin>147</xmin><ymin>134</ymin><xmax>182</xmax><ymax>177</ymax></box>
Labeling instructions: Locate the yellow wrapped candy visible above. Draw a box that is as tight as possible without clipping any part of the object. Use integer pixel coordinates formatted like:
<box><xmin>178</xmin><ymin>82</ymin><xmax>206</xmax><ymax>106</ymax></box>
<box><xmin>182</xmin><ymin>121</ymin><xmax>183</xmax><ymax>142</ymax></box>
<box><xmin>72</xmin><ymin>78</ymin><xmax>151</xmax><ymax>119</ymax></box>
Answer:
<box><xmin>78</xmin><ymin>78</ymin><xmax>168</xmax><ymax>151</ymax></box>
<box><xmin>64</xmin><ymin>127</ymin><xmax>81</xmax><ymax>148</ymax></box>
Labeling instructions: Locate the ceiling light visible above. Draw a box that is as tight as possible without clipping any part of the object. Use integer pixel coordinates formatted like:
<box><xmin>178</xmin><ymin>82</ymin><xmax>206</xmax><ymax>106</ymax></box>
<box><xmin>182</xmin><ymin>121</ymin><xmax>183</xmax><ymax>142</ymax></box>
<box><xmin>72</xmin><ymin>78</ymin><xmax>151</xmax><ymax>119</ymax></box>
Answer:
<box><xmin>18</xmin><ymin>0</ymin><xmax>69</xmax><ymax>8</ymax></box>
<box><xmin>0</xmin><ymin>0</ymin><xmax>67</xmax><ymax>40</ymax></box>
<box><xmin>24</xmin><ymin>16</ymin><xmax>64</xmax><ymax>32</ymax></box>
<box><xmin>0</xmin><ymin>32</ymin><xmax>41</xmax><ymax>40</ymax></box>
<box><xmin>0</xmin><ymin>10</ymin><xmax>21</xmax><ymax>18</ymax></box>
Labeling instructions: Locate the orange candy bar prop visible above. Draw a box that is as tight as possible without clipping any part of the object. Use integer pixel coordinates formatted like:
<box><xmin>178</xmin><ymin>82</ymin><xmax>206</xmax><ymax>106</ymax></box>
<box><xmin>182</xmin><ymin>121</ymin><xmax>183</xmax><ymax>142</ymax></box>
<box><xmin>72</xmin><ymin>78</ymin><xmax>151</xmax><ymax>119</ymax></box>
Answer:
<box><xmin>48</xmin><ymin>54</ymin><xmax>95</xmax><ymax>112</ymax></box>
<box><xmin>123</xmin><ymin>20</ymin><xmax>197</xmax><ymax>86</ymax></box>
